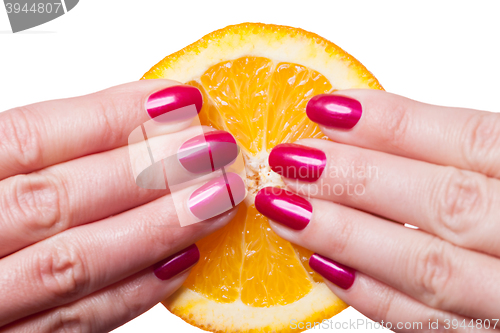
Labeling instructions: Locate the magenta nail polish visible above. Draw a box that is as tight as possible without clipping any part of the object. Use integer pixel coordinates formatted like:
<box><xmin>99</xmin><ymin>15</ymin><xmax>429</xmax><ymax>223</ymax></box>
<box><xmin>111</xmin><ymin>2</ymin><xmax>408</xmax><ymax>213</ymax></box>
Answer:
<box><xmin>306</xmin><ymin>94</ymin><xmax>362</xmax><ymax>129</ymax></box>
<box><xmin>255</xmin><ymin>187</ymin><xmax>311</xmax><ymax>230</ymax></box>
<box><xmin>178</xmin><ymin>130</ymin><xmax>238</xmax><ymax>174</ymax></box>
<box><xmin>146</xmin><ymin>85</ymin><xmax>203</xmax><ymax>119</ymax></box>
<box><xmin>154</xmin><ymin>244</ymin><xmax>200</xmax><ymax>280</ymax></box>
<box><xmin>188</xmin><ymin>172</ymin><xmax>246</xmax><ymax>220</ymax></box>
<box><xmin>309</xmin><ymin>253</ymin><xmax>355</xmax><ymax>289</ymax></box>
<box><xmin>269</xmin><ymin>143</ymin><xmax>326</xmax><ymax>182</ymax></box>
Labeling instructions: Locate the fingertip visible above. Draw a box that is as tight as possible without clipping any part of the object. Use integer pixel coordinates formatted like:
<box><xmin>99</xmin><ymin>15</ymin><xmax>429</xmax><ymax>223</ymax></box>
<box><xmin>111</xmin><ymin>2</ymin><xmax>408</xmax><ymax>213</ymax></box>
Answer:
<box><xmin>309</xmin><ymin>253</ymin><xmax>356</xmax><ymax>290</ymax></box>
<box><xmin>153</xmin><ymin>244</ymin><xmax>200</xmax><ymax>281</ymax></box>
<box><xmin>145</xmin><ymin>84</ymin><xmax>203</xmax><ymax>121</ymax></box>
<box><xmin>306</xmin><ymin>93</ymin><xmax>362</xmax><ymax>130</ymax></box>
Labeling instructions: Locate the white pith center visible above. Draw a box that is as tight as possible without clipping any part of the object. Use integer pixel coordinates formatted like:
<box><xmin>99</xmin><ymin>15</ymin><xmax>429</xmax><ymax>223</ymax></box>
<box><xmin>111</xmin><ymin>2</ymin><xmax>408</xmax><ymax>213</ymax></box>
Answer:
<box><xmin>241</xmin><ymin>150</ymin><xmax>284</xmax><ymax>205</ymax></box>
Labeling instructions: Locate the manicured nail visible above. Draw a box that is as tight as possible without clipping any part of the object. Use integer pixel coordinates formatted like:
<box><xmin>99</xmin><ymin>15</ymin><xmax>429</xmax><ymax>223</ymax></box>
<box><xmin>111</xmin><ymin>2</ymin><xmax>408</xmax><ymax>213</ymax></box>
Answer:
<box><xmin>255</xmin><ymin>187</ymin><xmax>311</xmax><ymax>230</ymax></box>
<box><xmin>306</xmin><ymin>94</ymin><xmax>362</xmax><ymax>129</ymax></box>
<box><xmin>188</xmin><ymin>172</ymin><xmax>246</xmax><ymax>220</ymax></box>
<box><xmin>269</xmin><ymin>143</ymin><xmax>326</xmax><ymax>182</ymax></box>
<box><xmin>154</xmin><ymin>244</ymin><xmax>200</xmax><ymax>280</ymax></box>
<box><xmin>309</xmin><ymin>253</ymin><xmax>355</xmax><ymax>289</ymax></box>
<box><xmin>178</xmin><ymin>130</ymin><xmax>239</xmax><ymax>174</ymax></box>
<box><xmin>146</xmin><ymin>85</ymin><xmax>203</xmax><ymax>120</ymax></box>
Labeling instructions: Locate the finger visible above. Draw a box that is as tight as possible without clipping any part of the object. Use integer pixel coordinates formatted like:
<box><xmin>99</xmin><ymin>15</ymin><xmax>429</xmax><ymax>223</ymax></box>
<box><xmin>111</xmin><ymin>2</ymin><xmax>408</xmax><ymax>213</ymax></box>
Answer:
<box><xmin>0</xmin><ymin>144</ymin><xmax>166</xmax><ymax>258</ymax></box>
<box><xmin>269</xmin><ymin>140</ymin><xmax>500</xmax><ymax>257</ymax></box>
<box><xmin>311</xmin><ymin>263</ymin><xmax>497</xmax><ymax>333</ymax></box>
<box><xmin>1</xmin><ymin>246</ymin><xmax>197</xmax><ymax>333</ymax></box>
<box><xmin>0</xmin><ymin>80</ymin><xmax>203</xmax><ymax>180</ymax></box>
<box><xmin>255</xmin><ymin>187</ymin><xmax>500</xmax><ymax>320</ymax></box>
<box><xmin>306</xmin><ymin>89</ymin><xmax>500</xmax><ymax>178</ymax></box>
<box><xmin>0</xmin><ymin>126</ymin><xmax>238</xmax><ymax>257</ymax></box>
<box><xmin>0</xmin><ymin>191</ymin><xmax>239</xmax><ymax>327</ymax></box>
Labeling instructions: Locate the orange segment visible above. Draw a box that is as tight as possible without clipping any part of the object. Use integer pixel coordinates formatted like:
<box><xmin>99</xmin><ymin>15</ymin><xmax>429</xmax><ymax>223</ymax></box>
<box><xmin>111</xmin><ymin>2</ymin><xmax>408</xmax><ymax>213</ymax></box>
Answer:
<box><xmin>240</xmin><ymin>205</ymin><xmax>312</xmax><ymax>307</ymax></box>
<box><xmin>294</xmin><ymin>244</ymin><xmax>324</xmax><ymax>283</ymax></box>
<box><xmin>200</xmin><ymin>57</ymin><xmax>273</xmax><ymax>154</ymax></box>
<box><xmin>186</xmin><ymin>80</ymin><xmax>224</xmax><ymax>130</ymax></box>
<box><xmin>142</xmin><ymin>22</ymin><xmax>383</xmax><ymax>333</ymax></box>
<box><xmin>266</xmin><ymin>63</ymin><xmax>331</xmax><ymax>148</ymax></box>
<box><xmin>183</xmin><ymin>202</ymin><xmax>246</xmax><ymax>303</ymax></box>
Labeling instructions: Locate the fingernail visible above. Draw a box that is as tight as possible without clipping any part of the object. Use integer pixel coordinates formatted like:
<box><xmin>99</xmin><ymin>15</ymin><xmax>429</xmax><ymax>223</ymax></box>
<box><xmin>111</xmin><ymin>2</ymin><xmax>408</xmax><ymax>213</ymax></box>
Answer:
<box><xmin>154</xmin><ymin>244</ymin><xmax>200</xmax><ymax>280</ymax></box>
<box><xmin>146</xmin><ymin>85</ymin><xmax>203</xmax><ymax>120</ymax></box>
<box><xmin>269</xmin><ymin>143</ymin><xmax>326</xmax><ymax>182</ymax></box>
<box><xmin>255</xmin><ymin>187</ymin><xmax>311</xmax><ymax>230</ymax></box>
<box><xmin>306</xmin><ymin>94</ymin><xmax>362</xmax><ymax>129</ymax></box>
<box><xmin>309</xmin><ymin>253</ymin><xmax>355</xmax><ymax>289</ymax></box>
<box><xmin>188</xmin><ymin>172</ymin><xmax>246</xmax><ymax>220</ymax></box>
<box><xmin>178</xmin><ymin>130</ymin><xmax>239</xmax><ymax>174</ymax></box>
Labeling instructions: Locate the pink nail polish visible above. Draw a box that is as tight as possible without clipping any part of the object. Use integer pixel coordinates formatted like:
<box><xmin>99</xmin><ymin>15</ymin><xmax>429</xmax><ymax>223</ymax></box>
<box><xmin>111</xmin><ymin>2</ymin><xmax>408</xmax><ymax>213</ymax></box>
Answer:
<box><xmin>269</xmin><ymin>143</ymin><xmax>326</xmax><ymax>182</ymax></box>
<box><xmin>154</xmin><ymin>244</ymin><xmax>200</xmax><ymax>280</ymax></box>
<box><xmin>255</xmin><ymin>187</ymin><xmax>311</xmax><ymax>230</ymax></box>
<box><xmin>146</xmin><ymin>85</ymin><xmax>203</xmax><ymax>119</ymax></box>
<box><xmin>309</xmin><ymin>253</ymin><xmax>355</xmax><ymax>289</ymax></box>
<box><xmin>188</xmin><ymin>172</ymin><xmax>246</xmax><ymax>220</ymax></box>
<box><xmin>178</xmin><ymin>130</ymin><xmax>239</xmax><ymax>174</ymax></box>
<box><xmin>306</xmin><ymin>94</ymin><xmax>362</xmax><ymax>129</ymax></box>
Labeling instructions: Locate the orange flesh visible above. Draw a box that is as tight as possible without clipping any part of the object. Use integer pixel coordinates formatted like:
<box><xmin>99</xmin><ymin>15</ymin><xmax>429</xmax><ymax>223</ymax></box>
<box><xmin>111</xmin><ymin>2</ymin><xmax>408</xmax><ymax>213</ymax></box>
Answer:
<box><xmin>183</xmin><ymin>56</ymin><xmax>332</xmax><ymax>307</ymax></box>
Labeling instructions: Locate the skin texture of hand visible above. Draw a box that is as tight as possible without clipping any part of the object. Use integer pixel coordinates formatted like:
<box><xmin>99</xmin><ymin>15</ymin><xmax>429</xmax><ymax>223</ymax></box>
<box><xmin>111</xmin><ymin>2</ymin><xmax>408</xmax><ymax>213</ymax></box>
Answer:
<box><xmin>256</xmin><ymin>89</ymin><xmax>500</xmax><ymax>332</ymax></box>
<box><xmin>0</xmin><ymin>80</ymin><xmax>240</xmax><ymax>332</ymax></box>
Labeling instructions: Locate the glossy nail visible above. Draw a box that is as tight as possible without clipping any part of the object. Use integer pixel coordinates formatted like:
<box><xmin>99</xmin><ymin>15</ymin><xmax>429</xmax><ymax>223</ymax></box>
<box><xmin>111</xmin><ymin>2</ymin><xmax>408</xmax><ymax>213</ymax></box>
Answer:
<box><xmin>178</xmin><ymin>130</ymin><xmax>238</xmax><ymax>174</ymax></box>
<box><xmin>309</xmin><ymin>253</ymin><xmax>355</xmax><ymax>289</ymax></box>
<box><xmin>154</xmin><ymin>244</ymin><xmax>200</xmax><ymax>280</ymax></box>
<box><xmin>188</xmin><ymin>172</ymin><xmax>246</xmax><ymax>220</ymax></box>
<box><xmin>306</xmin><ymin>94</ymin><xmax>362</xmax><ymax>129</ymax></box>
<box><xmin>255</xmin><ymin>187</ymin><xmax>312</xmax><ymax>230</ymax></box>
<box><xmin>269</xmin><ymin>143</ymin><xmax>326</xmax><ymax>182</ymax></box>
<box><xmin>146</xmin><ymin>85</ymin><xmax>203</xmax><ymax>120</ymax></box>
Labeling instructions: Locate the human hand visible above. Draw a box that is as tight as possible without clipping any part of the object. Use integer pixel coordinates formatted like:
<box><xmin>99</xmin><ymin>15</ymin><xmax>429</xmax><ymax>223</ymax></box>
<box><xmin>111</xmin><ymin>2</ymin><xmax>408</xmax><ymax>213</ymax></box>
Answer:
<box><xmin>0</xmin><ymin>80</ymin><xmax>242</xmax><ymax>332</ymax></box>
<box><xmin>255</xmin><ymin>90</ymin><xmax>500</xmax><ymax>332</ymax></box>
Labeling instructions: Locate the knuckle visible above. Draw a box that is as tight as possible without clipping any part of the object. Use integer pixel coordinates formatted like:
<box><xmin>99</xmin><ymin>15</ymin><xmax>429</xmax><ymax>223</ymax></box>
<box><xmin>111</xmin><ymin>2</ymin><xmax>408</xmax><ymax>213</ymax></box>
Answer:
<box><xmin>53</xmin><ymin>307</ymin><xmax>86</xmax><ymax>333</ymax></box>
<box><xmin>409</xmin><ymin>237</ymin><xmax>454</xmax><ymax>307</ymax></box>
<box><xmin>1</xmin><ymin>172</ymin><xmax>68</xmax><ymax>239</ymax></box>
<box><xmin>431</xmin><ymin>167</ymin><xmax>489</xmax><ymax>243</ymax></box>
<box><xmin>35</xmin><ymin>240</ymin><xmax>88</xmax><ymax>302</ymax></box>
<box><xmin>315</xmin><ymin>205</ymin><xmax>354</xmax><ymax>256</ymax></box>
<box><xmin>373</xmin><ymin>285</ymin><xmax>397</xmax><ymax>323</ymax></box>
<box><xmin>115</xmin><ymin>282</ymin><xmax>147</xmax><ymax>318</ymax></box>
<box><xmin>377</xmin><ymin>101</ymin><xmax>411</xmax><ymax>149</ymax></box>
<box><xmin>0</xmin><ymin>106</ymin><xmax>43</xmax><ymax>170</ymax></box>
<box><xmin>132</xmin><ymin>196</ymin><xmax>185</xmax><ymax>249</ymax></box>
<box><xmin>462</xmin><ymin>112</ymin><xmax>500</xmax><ymax>177</ymax></box>
<box><xmin>94</xmin><ymin>99</ymin><xmax>121</xmax><ymax>145</ymax></box>
<box><xmin>93</xmin><ymin>92</ymin><xmax>138</xmax><ymax>146</ymax></box>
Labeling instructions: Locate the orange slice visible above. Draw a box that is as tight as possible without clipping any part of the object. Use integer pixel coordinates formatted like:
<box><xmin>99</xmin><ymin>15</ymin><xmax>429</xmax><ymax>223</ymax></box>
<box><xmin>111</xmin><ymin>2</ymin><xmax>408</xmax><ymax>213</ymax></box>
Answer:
<box><xmin>142</xmin><ymin>22</ymin><xmax>383</xmax><ymax>333</ymax></box>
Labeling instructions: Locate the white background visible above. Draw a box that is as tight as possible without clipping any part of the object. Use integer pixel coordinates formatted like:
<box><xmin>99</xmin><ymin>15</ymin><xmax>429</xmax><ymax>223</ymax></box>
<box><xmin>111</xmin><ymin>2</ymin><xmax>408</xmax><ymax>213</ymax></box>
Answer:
<box><xmin>1</xmin><ymin>1</ymin><xmax>500</xmax><ymax>332</ymax></box>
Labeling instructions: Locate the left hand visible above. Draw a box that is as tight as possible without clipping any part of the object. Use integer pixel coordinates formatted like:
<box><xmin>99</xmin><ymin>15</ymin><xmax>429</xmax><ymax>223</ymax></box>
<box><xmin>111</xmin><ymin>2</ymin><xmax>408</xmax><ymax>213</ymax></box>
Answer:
<box><xmin>255</xmin><ymin>89</ymin><xmax>500</xmax><ymax>332</ymax></box>
<box><xmin>0</xmin><ymin>80</ymin><xmax>239</xmax><ymax>333</ymax></box>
